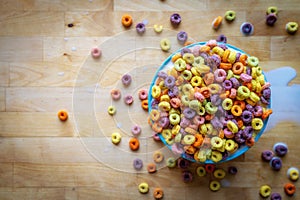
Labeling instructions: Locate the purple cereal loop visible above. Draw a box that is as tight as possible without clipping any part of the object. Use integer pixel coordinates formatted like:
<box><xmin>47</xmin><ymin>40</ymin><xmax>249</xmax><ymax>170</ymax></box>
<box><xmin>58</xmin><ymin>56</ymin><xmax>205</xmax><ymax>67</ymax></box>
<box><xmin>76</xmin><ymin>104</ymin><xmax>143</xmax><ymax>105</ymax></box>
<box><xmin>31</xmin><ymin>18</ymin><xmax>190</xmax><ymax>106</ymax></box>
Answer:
<box><xmin>246</xmin><ymin>104</ymin><xmax>254</xmax><ymax>112</ymax></box>
<box><xmin>131</xmin><ymin>125</ymin><xmax>142</xmax><ymax>136</ymax></box>
<box><xmin>211</xmin><ymin>117</ymin><xmax>223</xmax><ymax>129</ymax></box>
<box><xmin>164</xmin><ymin>75</ymin><xmax>176</xmax><ymax>88</ymax></box>
<box><xmin>177</xmin><ymin>31</ymin><xmax>188</xmax><ymax>44</ymax></box>
<box><xmin>218</xmin><ymin>43</ymin><xmax>228</xmax><ymax>50</ymax></box>
<box><xmin>136</xmin><ymin>22</ymin><xmax>146</xmax><ymax>34</ymax></box>
<box><xmin>230</xmin><ymin>77</ymin><xmax>240</xmax><ymax>89</ymax></box>
<box><xmin>270</xmin><ymin>157</ymin><xmax>282</xmax><ymax>170</ymax></box>
<box><xmin>180</xmin><ymin>117</ymin><xmax>191</xmax><ymax>128</ymax></box>
<box><xmin>253</xmin><ymin>105</ymin><xmax>263</xmax><ymax>117</ymax></box>
<box><xmin>182</xmin><ymin>171</ymin><xmax>193</xmax><ymax>183</ymax></box>
<box><xmin>200</xmin><ymin>52</ymin><xmax>209</xmax><ymax>61</ymax></box>
<box><xmin>177</xmin><ymin>158</ymin><xmax>190</xmax><ymax>169</ymax></box>
<box><xmin>133</xmin><ymin>158</ymin><xmax>143</xmax><ymax>170</ymax></box>
<box><xmin>266</xmin><ymin>13</ymin><xmax>277</xmax><ymax>26</ymax></box>
<box><xmin>157</xmin><ymin>71</ymin><xmax>168</xmax><ymax>79</ymax></box>
<box><xmin>235</xmin><ymin>130</ymin><xmax>245</xmax><ymax>144</ymax></box>
<box><xmin>183</xmin><ymin>107</ymin><xmax>196</xmax><ymax>119</ymax></box>
<box><xmin>235</xmin><ymin>52</ymin><xmax>241</xmax><ymax>62</ymax></box>
<box><xmin>242</xmin><ymin>126</ymin><xmax>253</xmax><ymax>140</ymax></box>
<box><xmin>214</xmin><ymin>68</ymin><xmax>227</xmax><ymax>82</ymax></box>
<box><xmin>124</xmin><ymin>94</ymin><xmax>134</xmax><ymax>105</ymax></box>
<box><xmin>273</xmin><ymin>143</ymin><xmax>288</xmax><ymax>157</ymax></box>
<box><xmin>216</xmin><ymin>34</ymin><xmax>227</xmax><ymax>43</ymax></box>
<box><xmin>222</xmin><ymin>80</ymin><xmax>233</xmax><ymax>90</ymax></box>
<box><xmin>246</xmin><ymin>67</ymin><xmax>251</xmax><ymax>75</ymax></box>
<box><xmin>261</xmin><ymin>96</ymin><xmax>270</xmax><ymax>105</ymax></box>
<box><xmin>211</xmin><ymin>94</ymin><xmax>222</xmax><ymax>106</ymax></box>
<box><xmin>192</xmin><ymin>45</ymin><xmax>201</xmax><ymax>56</ymax></box>
<box><xmin>270</xmin><ymin>192</ymin><xmax>281</xmax><ymax>200</ymax></box>
<box><xmin>207</xmin><ymin>54</ymin><xmax>221</xmax><ymax>69</ymax></box>
<box><xmin>158</xmin><ymin>117</ymin><xmax>170</xmax><ymax>128</ymax></box>
<box><xmin>170</xmin><ymin>13</ymin><xmax>182</xmax><ymax>26</ymax></box>
<box><xmin>180</xmin><ymin>47</ymin><xmax>191</xmax><ymax>55</ymax></box>
<box><xmin>262</xmin><ymin>87</ymin><xmax>271</xmax><ymax>99</ymax></box>
<box><xmin>240</xmin><ymin>73</ymin><xmax>252</xmax><ymax>82</ymax></box>
<box><xmin>241</xmin><ymin>110</ymin><xmax>253</xmax><ymax>124</ymax></box>
<box><xmin>122</xmin><ymin>73</ymin><xmax>132</xmax><ymax>86</ymax></box>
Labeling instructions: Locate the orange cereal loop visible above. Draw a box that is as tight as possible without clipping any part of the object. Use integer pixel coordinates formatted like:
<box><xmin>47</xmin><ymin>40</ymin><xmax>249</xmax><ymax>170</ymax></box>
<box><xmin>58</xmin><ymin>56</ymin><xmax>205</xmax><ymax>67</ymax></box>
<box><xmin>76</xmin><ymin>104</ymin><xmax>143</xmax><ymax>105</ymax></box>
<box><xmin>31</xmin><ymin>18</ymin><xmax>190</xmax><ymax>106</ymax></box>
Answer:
<box><xmin>200</xmin><ymin>45</ymin><xmax>211</xmax><ymax>53</ymax></box>
<box><xmin>234</xmin><ymin>100</ymin><xmax>246</xmax><ymax>110</ymax></box>
<box><xmin>222</xmin><ymin>49</ymin><xmax>230</xmax><ymax>63</ymax></box>
<box><xmin>121</xmin><ymin>14</ymin><xmax>133</xmax><ymax>27</ymax></box>
<box><xmin>193</xmin><ymin>134</ymin><xmax>204</xmax><ymax>147</ymax></box>
<box><xmin>243</xmin><ymin>82</ymin><xmax>252</xmax><ymax>91</ymax></box>
<box><xmin>212</xmin><ymin>16</ymin><xmax>223</xmax><ymax>29</ymax></box>
<box><xmin>218</xmin><ymin>129</ymin><xmax>224</xmax><ymax>139</ymax></box>
<box><xmin>203</xmin><ymin>72</ymin><xmax>215</xmax><ymax>85</ymax></box>
<box><xmin>151</xmin><ymin>122</ymin><xmax>163</xmax><ymax>133</ymax></box>
<box><xmin>284</xmin><ymin>183</ymin><xmax>296</xmax><ymax>196</ymax></box>
<box><xmin>220</xmin><ymin>62</ymin><xmax>232</xmax><ymax>70</ymax></box>
<box><xmin>245</xmin><ymin>137</ymin><xmax>255</xmax><ymax>147</ymax></box>
<box><xmin>184</xmin><ymin>40</ymin><xmax>193</xmax><ymax>46</ymax></box>
<box><xmin>153</xmin><ymin>187</ymin><xmax>164</xmax><ymax>200</ymax></box>
<box><xmin>129</xmin><ymin>138</ymin><xmax>140</xmax><ymax>151</ymax></box>
<box><xmin>262</xmin><ymin>109</ymin><xmax>273</xmax><ymax>120</ymax></box>
<box><xmin>200</xmin><ymin>86</ymin><xmax>210</xmax><ymax>98</ymax></box>
<box><xmin>171</xmin><ymin>53</ymin><xmax>182</xmax><ymax>63</ymax></box>
<box><xmin>231</xmin><ymin>105</ymin><xmax>242</xmax><ymax>116</ymax></box>
<box><xmin>57</xmin><ymin>110</ymin><xmax>68</xmax><ymax>121</ymax></box>
<box><xmin>219</xmin><ymin>90</ymin><xmax>230</xmax><ymax>99</ymax></box>
<box><xmin>184</xmin><ymin>145</ymin><xmax>196</xmax><ymax>154</ymax></box>
<box><xmin>147</xmin><ymin>163</ymin><xmax>157</xmax><ymax>173</ymax></box>
<box><xmin>205</xmin><ymin>114</ymin><xmax>214</xmax><ymax>121</ymax></box>
<box><xmin>141</xmin><ymin>99</ymin><xmax>148</xmax><ymax>111</ymax></box>
<box><xmin>232</xmin><ymin>62</ymin><xmax>244</xmax><ymax>75</ymax></box>
<box><xmin>237</xmin><ymin>118</ymin><xmax>244</xmax><ymax>129</ymax></box>
<box><xmin>239</xmin><ymin>54</ymin><xmax>248</xmax><ymax>65</ymax></box>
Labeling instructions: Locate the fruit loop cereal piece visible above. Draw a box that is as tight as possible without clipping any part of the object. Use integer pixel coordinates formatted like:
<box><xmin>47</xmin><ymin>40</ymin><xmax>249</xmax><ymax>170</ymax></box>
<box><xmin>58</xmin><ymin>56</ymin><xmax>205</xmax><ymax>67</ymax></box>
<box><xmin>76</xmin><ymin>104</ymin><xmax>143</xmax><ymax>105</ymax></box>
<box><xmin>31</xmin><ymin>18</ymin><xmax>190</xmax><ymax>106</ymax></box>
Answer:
<box><xmin>228</xmin><ymin>166</ymin><xmax>238</xmax><ymax>175</ymax></box>
<box><xmin>266</xmin><ymin>13</ymin><xmax>277</xmax><ymax>26</ymax></box>
<box><xmin>121</xmin><ymin>14</ymin><xmax>133</xmax><ymax>27</ymax></box>
<box><xmin>287</xmin><ymin>167</ymin><xmax>299</xmax><ymax>181</ymax></box>
<box><xmin>286</xmin><ymin>22</ymin><xmax>298</xmax><ymax>34</ymax></box>
<box><xmin>267</xmin><ymin>6</ymin><xmax>278</xmax><ymax>15</ymax></box>
<box><xmin>212</xmin><ymin>16</ymin><xmax>223</xmax><ymax>29</ymax></box>
<box><xmin>129</xmin><ymin>138</ymin><xmax>139</xmax><ymax>151</ymax></box>
<box><xmin>260</xmin><ymin>185</ymin><xmax>272</xmax><ymax>198</ymax></box>
<box><xmin>270</xmin><ymin>193</ymin><xmax>281</xmax><ymax>200</ymax></box>
<box><xmin>147</xmin><ymin>163</ymin><xmax>157</xmax><ymax>173</ymax></box>
<box><xmin>91</xmin><ymin>47</ymin><xmax>101</xmax><ymax>58</ymax></box>
<box><xmin>111</xmin><ymin>132</ymin><xmax>122</xmax><ymax>145</ymax></box>
<box><xmin>136</xmin><ymin>22</ymin><xmax>146</xmax><ymax>34</ymax></box>
<box><xmin>261</xmin><ymin>150</ymin><xmax>274</xmax><ymax>162</ymax></box>
<box><xmin>153</xmin><ymin>151</ymin><xmax>164</xmax><ymax>163</ymax></box>
<box><xmin>182</xmin><ymin>171</ymin><xmax>193</xmax><ymax>183</ymax></box>
<box><xmin>138</xmin><ymin>182</ymin><xmax>149</xmax><ymax>194</ymax></box>
<box><xmin>166</xmin><ymin>157</ymin><xmax>176</xmax><ymax>168</ymax></box>
<box><xmin>240</xmin><ymin>22</ymin><xmax>254</xmax><ymax>36</ymax></box>
<box><xmin>196</xmin><ymin>166</ymin><xmax>206</xmax><ymax>177</ymax></box>
<box><xmin>154</xmin><ymin>24</ymin><xmax>163</xmax><ymax>33</ymax></box>
<box><xmin>217</xmin><ymin>34</ymin><xmax>227</xmax><ymax>43</ymax></box>
<box><xmin>107</xmin><ymin>105</ymin><xmax>116</xmax><ymax>115</ymax></box>
<box><xmin>209</xmin><ymin>180</ymin><xmax>221</xmax><ymax>192</ymax></box>
<box><xmin>138</xmin><ymin>89</ymin><xmax>148</xmax><ymax>100</ymax></box>
<box><xmin>177</xmin><ymin>31</ymin><xmax>188</xmax><ymax>44</ymax></box>
<box><xmin>213</xmin><ymin>168</ymin><xmax>226</xmax><ymax>179</ymax></box>
<box><xmin>124</xmin><ymin>94</ymin><xmax>134</xmax><ymax>105</ymax></box>
<box><xmin>153</xmin><ymin>188</ymin><xmax>164</xmax><ymax>200</ymax></box>
<box><xmin>141</xmin><ymin>100</ymin><xmax>148</xmax><ymax>110</ymax></box>
<box><xmin>131</xmin><ymin>124</ymin><xmax>141</xmax><ymax>136</ymax></box>
<box><xmin>225</xmin><ymin>10</ymin><xmax>236</xmax><ymax>22</ymax></box>
<box><xmin>121</xmin><ymin>73</ymin><xmax>132</xmax><ymax>86</ymax></box>
<box><xmin>170</xmin><ymin>13</ymin><xmax>181</xmax><ymax>27</ymax></box>
<box><xmin>57</xmin><ymin>110</ymin><xmax>68</xmax><ymax>121</ymax></box>
<box><xmin>273</xmin><ymin>142</ymin><xmax>288</xmax><ymax>157</ymax></box>
<box><xmin>160</xmin><ymin>38</ymin><xmax>171</xmax><ymax>52</ymax></box>
<box><xmin>284</xmin><ymin>183</ymin><xmax>296</xmax><ymax>196</ymax></box>
<box><xmin>247</xmin><ymin>56</ymin><xmax>259</xmax><ymax>67</ymax></box>
<box><xmin>133</xmin><ymin>158</ymin><xmax>143</xmax><ymax>170</ymax></box>
<box><xmin>270</xmin><ymin>157</ymin><xmax>282</xmax><ymax>171</ymax></box>
<box><xmin>110</xmin><ymin>89</ymin><xmax>121</xmax><ymax>100</ymax></box>
<box><xmin>205</xmin><ymin>164</ymin><xmax>216</xmax><ymax>174</ymax></box>
<box><xmin>178</xmin><ymin>158</ymin><xmax>190</xmax><ymax>169</ymax></box>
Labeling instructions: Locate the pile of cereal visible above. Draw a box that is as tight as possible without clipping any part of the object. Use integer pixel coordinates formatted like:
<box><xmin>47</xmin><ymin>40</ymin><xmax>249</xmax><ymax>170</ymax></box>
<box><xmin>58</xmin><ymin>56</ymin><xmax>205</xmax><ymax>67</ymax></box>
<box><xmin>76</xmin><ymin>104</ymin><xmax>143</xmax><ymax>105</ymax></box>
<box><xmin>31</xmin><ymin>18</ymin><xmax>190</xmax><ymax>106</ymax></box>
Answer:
<box><xmin>148</xmin><ymin>39</ymin><xmax>273</xmax><ymax>163</ymax></box>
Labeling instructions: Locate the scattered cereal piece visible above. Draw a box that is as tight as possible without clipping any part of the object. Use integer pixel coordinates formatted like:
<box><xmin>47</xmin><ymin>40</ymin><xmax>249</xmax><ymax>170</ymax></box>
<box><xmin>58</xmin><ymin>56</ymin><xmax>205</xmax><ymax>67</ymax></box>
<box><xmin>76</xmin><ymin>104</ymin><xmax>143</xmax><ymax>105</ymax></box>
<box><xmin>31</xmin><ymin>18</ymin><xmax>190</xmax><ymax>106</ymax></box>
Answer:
<box><xmin>136</xmin><ymin>22</ymin><xmax>146</xmax><ymax>34</ymax></box>
<box><xmin>270</xmin><ymin>157</ymin><xmax>282</xmax><ymax>171</ymax></box>
<box><xmin>57</xmin><ymin>110</ymin><xmax>68</xmax><ymax>121</ymax></box>
<box><xmin>129</xmin><ymin>137</ymin><xmax>139</xmax><ymax>151</ymax></box>
<box><xmin>154</xmin><ymin>24</ymin><xmax>163</xmax><ymax>33</ymax></box>
<box><xmin>107</xmin><ymin>105</ymin><xmax>116</xmax><ymax>115</ymax></box>
<box><xmin>170</xmin><ymin>13</ymin><xmax>181</xmax><ymax>27</ymax></box>
<box><xmin>141</xmin><ymin>100</ymin><xmax>148</xmax><ymax>110</ymax></box>
<box><xmin>216</xmin><ymin>34</ymin><xmax>227</xmax><ymax>43</ymax></box>
<box><xmin>213</xmin><ymin>168</ymin><xmax>226</xmax><ymax>179</ymax></box>
<box><xmin>124</xmin><ymin>94</ymin><xmax>134</xmax><ymax>105</ymax></box>
<box><xmin>121</xmin><ymin>14</ymin><xmax>133</xmax><ymax>27</ymax></box>
<box><xmin>182</xmin><ymin>171</ymin><xmax>193</xmax><ymax>183</ymax></box>
<box><xmin>160</xmin><ymin>38</ymin><xmax>171</xmax><ymax>51</ymax></box>
<box><xmin>273</xmin><ymin>142</ymin><xmax>288</xmax><ymax>157</ymax></box>
<box><xmin>266</xmin><ymin>6</ymin><xmax>278</xmax><ymax>15</ymax></box>
<box><xmin>285</xmin><ymin>22</ymin><xmax>298</xmax><ymax>34</ymax></box>
<box><xmin>266</xmin><ymin>13</ymin><xmax>277</xmax><ymax>26</ymax></box>
<box><xmin>111</xmin><ymin>132</ymin><xmax>122</xmax><ymax>145</ymax></box>
<box><xmin>196</xmin><ymin>166</ymin><xmax>206</xmax><ymax>177</ymax></box>
<box><xmin>110</xmin><ymin>89</ymin><xmax>121</xmax><ymax>100</ymax></box>
<box><xmin>121</xmin><ymin>73</ymin><xmax>132</xmax><ymax>86</ymax></box>
<box><xmin>166</xmin><ymin>157</ymin><xmax>176</xmax><ymax>168</ymax></box>
<box><xmin>177</xmin><ymin>31</ymin><xmax>188</xmax><ymax>44</ymax></box>
<box><xmin>261</xmin><ymin>150</ymin><xmax>274</xmax><ymax>162</ymax></box>
<box><xmin>91</xmin><ymin>47</ymin><xmax>101</xmax><ymax>58</ymax></box>
<box><xmin>227</xmin><ymin>166</ymin><xmax>238</xmax><ymax>175</ymax></box>
<box><xmin>270</xmin><ymin>192</ymin><xmax>281</xmax><ymax>200</ymax></box>
<box><xmin>212</xmin><ymin>16</ymin><xmax>223</xmax><ymax>29</ymax></box>
<box><xmin>225</xmin><ymin>10</ymin><xmax>236</xmax><ymax>22</ymax></box>
<box><xmin>284</xmin><ymin>183</ymin><xmax>296</xmax><ymax>196</ymax></box>
<box><xmin>260</xmin><ymin>185</ymin><xmax>272</xmax><ymax>198</ymax></box>
<box><xmin>131</xmin><ymin>124</ymin><xmax>142</xmax><ymax>136</ymax></box>
<box><xmin>205</xmin><ymin>164</ymin><xmax>216</xmax><ymax>173</ymax></box>
<box><xmin>138</xmin><ymin>89</ymin><xmax>148</xmax><ymax>100</ymax></box>
<box><xmin>287</xmin><ymin>167</ymin><xmax>299</xmax><ymax>181</ymax></box>
<box><xmin>153</xmin><ymin>151</ymin><xmax>164</xmax><ymax>163</ymax></box>
<box><xmin>147</xmin><ymin>163</ymin><xmax>157</xmax><ymax>173</ymax></box>
<box><xmin>138</xmin><ymin>182</ymin><xmax>149</xmax><ymax>194</ymax></box>
<box><xmin>133</xmin><ymin>158</ymin><xmax>143</xmax><ymax>170</ymax></box>
<box><xmin>153</xmin><ymin>187</ymin><xmax>164</xmax><ymax>200</ymax></box>
<box><xmin>240</xmin><ymin>22</ymin><xmax>254</xmax><ymax>35</ymax></box>
<box><xmin>209</xmin><ymin>180</ymin><xmax>221</xmax><ymax>192</ymax></box>
<box><xmin>177</xmin><ymin>158</ymin><xmax>190</xmax><ymax>169</ymax></box>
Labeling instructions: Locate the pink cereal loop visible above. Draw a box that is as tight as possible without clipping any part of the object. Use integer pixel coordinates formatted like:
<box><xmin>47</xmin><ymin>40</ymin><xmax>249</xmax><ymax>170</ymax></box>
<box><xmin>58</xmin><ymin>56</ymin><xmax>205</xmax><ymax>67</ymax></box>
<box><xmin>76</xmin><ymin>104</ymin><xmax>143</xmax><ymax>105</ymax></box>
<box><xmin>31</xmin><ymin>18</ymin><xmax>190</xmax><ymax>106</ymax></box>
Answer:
<box><xmin>262</xmin><ymin>82</ymin><xmax>271</xmax><ymax>90</ymax></box>
<box><xmin>91</xmin><ymin>47</ymin><xmax>101</xmax><ymax>58</ymax></box>
<box><xmin>194</xmin><ymin>92</ymin><xmax>205</xmax><ymax>102</ymax></box>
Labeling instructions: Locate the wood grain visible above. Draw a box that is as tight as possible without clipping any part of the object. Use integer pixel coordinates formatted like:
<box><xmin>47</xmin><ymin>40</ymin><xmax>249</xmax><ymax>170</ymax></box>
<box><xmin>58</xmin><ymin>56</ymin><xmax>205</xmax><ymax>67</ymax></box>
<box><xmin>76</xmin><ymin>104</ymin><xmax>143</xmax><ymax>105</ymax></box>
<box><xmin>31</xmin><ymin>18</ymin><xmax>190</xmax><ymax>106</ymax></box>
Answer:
<box><xmin>0</xmin><ymin>0</ymin><xmax>300</xmax><ymax>199</ymax></box>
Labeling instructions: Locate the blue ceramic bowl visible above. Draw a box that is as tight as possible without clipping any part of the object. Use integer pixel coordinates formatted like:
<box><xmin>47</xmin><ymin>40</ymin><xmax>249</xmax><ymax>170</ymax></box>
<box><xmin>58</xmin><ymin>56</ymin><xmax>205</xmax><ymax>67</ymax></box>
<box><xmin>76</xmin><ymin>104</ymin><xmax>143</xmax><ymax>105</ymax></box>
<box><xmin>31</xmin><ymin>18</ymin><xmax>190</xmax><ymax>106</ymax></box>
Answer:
<box><xmin>148</xmin><ymin>42</ymin><xmax>271</xmax><ymax>164</ymax></box>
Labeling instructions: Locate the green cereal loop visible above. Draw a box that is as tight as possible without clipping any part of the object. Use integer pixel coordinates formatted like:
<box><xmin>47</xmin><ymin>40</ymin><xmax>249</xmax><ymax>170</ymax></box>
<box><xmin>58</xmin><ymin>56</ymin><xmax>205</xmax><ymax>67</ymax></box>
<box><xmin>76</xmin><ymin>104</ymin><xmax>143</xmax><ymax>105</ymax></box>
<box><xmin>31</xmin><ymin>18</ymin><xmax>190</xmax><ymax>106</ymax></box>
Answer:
<box><xmin>205</xmin><ymin>102</ymin><xmax>218</xmax><ymax>114</ymax></box>
<box><xmin>197</xmin><ymin>150</ymin><xmax>207</xmax><ymax>162</ymax></box>
<box><xmin>206</xmin><ymin>123</ymin><xmax>214</xmax><ymax>134</ymax></box>
<box><xmin>181</xmin><ymin>95</ymin><xmax>190</xmax><ymax>106</ymax></box>
<box><xmin>256</xmin><ymin>66</ymin><xmax>262</xmax><ymax>76</ymax></box>
<box><xmin>169</xmin><ymin>108</ymin><xmax>180</xmax><ymax>115</ymax></box>
<box><xmin>237</xmin><ymin>86</ymin><xmax>250</xmax><ymax>100</ymax></box>
<box><xmin>183</xmin><ymin>134</ymin><xmax>196</xmax><ymax>145</ymax></box>
<box><xmin>197</xmin><ymin>106</ymin><xmax>206</xmax><ymax>116</ymax></box>
<box><xmin>208</xmin><ymin>83</ymin><xmax>221</xmax><ymax>94</ymax></box>
<box><xmin>225</xmin><ymin>10</ymin><xmax>236</xmax><ymax>21</ymax></box>
<box><xmin>166</xmin><ymin>157</ymin><xmax>177</xmax><ymax>168</ymax></box>
<box><xmin>211</xmin><ymin>137</ymin><xmax>224</xmax><ymax>148</ymax></box>
<box><xmin>222</xmin><ymin>98</ymin><xmax>233</xmax><ymax>110</ymax></box>
<box><xmin>251</xmin><ymin>118</ymin><xmax>263</xmax><ymax>130</ymax></box>
<box><xmin>247</xmin><ymin>56</ymin><xmax>259</xmax><ymax>67</ymax></box>
<box><xmin>190</xmin><ymin>76</ymin><xmax>202</xmax><ymax>87</ymax></box>
<box><xmin>196</xmin><ymin>166</ymin><xmax>207</xmax><ymax>177</ymax></box>
<box><xmin>174</xmin><ymin>58</ymin><xmax>186</xmax><ymax>72</ymax></box>
<box><xmin>216</xmin><ymin>139</ymin><xmax>226</xmax><ymax>152</ymax></box>
<box><xmin>107</xmin><ymin>105</ymin><xmax>116</xmax><ymax>115</ymax></box>
<box><xmin>211</xmin><ymin>151</ymin><xmax>223</xmax><ymax>163</ymax></box>
<box><xmin>162</xmin><ymin>129</ymin><xmax>172</xmax><ymax>139</ymax></box>
<box><xmin>169</xmin><ymin>113</ymin><xmax>180</xmax><ymax>125</ymax></box>
<box><xmin>182</xmin><ymin>83</ymin><xmax>194</xmax><ymax>96</ymax></box>
<box><xmin>183</xmin><ymin>53</ymin><xmax>195</xmax><ymax>64</ymax></box>
<box><xmin>181</xmin><ymin>70</ymin><xmax>192</xmax><ymax>81</ymax></box>
<box><xmin>165</xmin><ymin>137</ymin><xmax>174</xmax><ymax>145</ymax></box>
<box><xmin>267</xmin><ymin>6</ymin><xmax>278</xmax><ymax>15</ymax></box>
<box><xmin>189</xmin><ymin>100</ymin><xmax>201</xmax><ymax>111</ymax></box>
<box><xmin>202</xmin><ymin>99</ymin><xmax>208</xmax><ymax>106</ymax></box>
<box><xmin>227</xmin><ymin>120</ymin><xmax>238</xmax><ymax>133</ymax></box>
<box><xmin>151</xmin><ymin>85</ymin><xmax>161</xmax><ymax>98</ymax></box>
<box><xmin>192</xmin><ymin>56</ymin><xmax>205</xmax><ymax>67</ymax></box>
<box><xmin>199</xmin><ymin>124</ymin><xmax>208</xmax><ymax>134</ymax></box>
<box><xmin>174</xmin><ymin>133</ymin><xmax>182</xmax><ymax>143</ymax></box>
<box><xmin>213</xmin><ymin>168</ymin><xmax>226</xmax><ymax>179</ymax></box>
<box><xmin>249</xmin><ymin>92</ymin><xmax>260</xmax><ymax>103</ymax></box>
<box><xmin>226</xmin><ymin>69</ymin><xmax>234</xmax><ymax>79</ymax></box>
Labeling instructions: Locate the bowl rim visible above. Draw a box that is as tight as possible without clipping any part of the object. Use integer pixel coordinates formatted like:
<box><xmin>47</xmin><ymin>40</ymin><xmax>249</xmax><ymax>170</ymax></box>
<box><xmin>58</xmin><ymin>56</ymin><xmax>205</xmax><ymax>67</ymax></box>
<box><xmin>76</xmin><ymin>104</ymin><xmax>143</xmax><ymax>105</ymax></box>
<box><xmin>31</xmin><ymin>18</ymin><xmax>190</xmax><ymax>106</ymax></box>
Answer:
<box><xmin>148</xmin><ymin>41</ymin><xmax>271</xmax><ymax>164</ymax></box>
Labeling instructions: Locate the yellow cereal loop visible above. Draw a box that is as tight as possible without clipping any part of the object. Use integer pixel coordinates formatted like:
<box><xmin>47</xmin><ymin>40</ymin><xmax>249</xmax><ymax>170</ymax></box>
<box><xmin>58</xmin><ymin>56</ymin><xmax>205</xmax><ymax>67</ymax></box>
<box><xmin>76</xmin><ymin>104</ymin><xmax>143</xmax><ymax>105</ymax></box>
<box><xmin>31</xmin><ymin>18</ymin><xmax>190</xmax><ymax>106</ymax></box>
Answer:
<box><xmin>150</xmin><ymin>109</ymin><xmax>160</xmax><ymax>121</ymax></box>
<box><xmin>251</xmin><ymin>118</ymin><xmax>264</xmax><ymax>130</ymax></box>
<box><xmin>183</xmin><ymin>53</ymin><xmax>195</xmax><ymax>64</ymax></box>
<box><xmin>158</xmin><ymin>101</ymin><xmax>171</xmax><ymax>112</ymax></box>
<box><xmin>111</xmin><ymin>132</ymin><xmax>122</xmax><ymax>145</ymax></box>
<box><xmin>249</xmin><ymin>92</ymin><xmax>260</xmax><ymax>103</ymax></box>
<box><xmin>226</xmin><ymin>70</ymin><xmax>234</xmax><ymax>79</ymax></box>
<box><xmin>138</xmin><ymin>182</ymin><xmax>149</xmax><ymax>194</ymax></box>
<box><xmin>191</xmin><ymin>67</ymin><xmax>200</xmax><ymax>76</ymax></box>
<box><xmin>169</xmin><ymin>113</ymin><xmax>180</xmax><ymax>125</ymax></box>
<box><xmin>197</xmin><ymin>150</ymin><xmax>207</xmax><ymax>162</ymax></box>
<box><xmin>208</xmin><ymin>83</ymin><xmax>221</xmax><ymax>94</ymax></box>
<box><xmin>195</xmin><ymin>64</ymin><xmax>211</xmax><ymax>74</ymax></box>
<box><xmin>174</xmin><ymin>133</ymin><xmax>182</xmax><ymax>143</ymax></box>
<box><xmin>227</xmin><ymin>120</ymin><xmax>238</xmax><ymax>133</ymax></box>
<box><xmin>225</xmin><ymin>139</ymin><xmax>235</xmax><ymax>151</ymax></box>
<box><xmin>211</xmin><ymin>151</ymin><xmax>223</xmax><ymax>162</ymax></box>
<box><xmin>162</xmin><ymin>129</ymin><xmax>172</xmax><ymax>139</ymax></box>
<box><xmin>183</xmin><ymin>134</ymin><xmax>196</xmax><ymax>145</ymax></box>
<box><xmin>189</xmin><ymin>100</ymin><xmax>201</xmax><ymax>111</ymax></box>
<box><xmin>160</xmin><ymin>94</ymin><xmax>170</xmax><ymax>102</ymax></box>
<box><xmin>107</xmin><ymin>105</ymin><xmax>116</xmax><ymax>115</ymax></box>
<box><xmin>227</xmin><ymin>50</ymin><xmax>237</xmax><ymax>64</ymax></box>
<box><xmin>192</xmin><ymin>56</ymin><xmax>205</xmax><ymax>68</ymax></box>
<box><xmin>171</xmin><ymin>124</ymin><xmax>181</xmax><ymax>135</ymax></box>
<box><xmin>199</xmin><ymin>124</ymin><xmax>208</xmax><ymax>134</ymax></box>
<box><xmin>190</xmin><ymin>76</ymin><xmax>202</xmax><ymax>87</ymax></box>
<box><xmin>209</xmin><ymin>180</ymin><xmax>221</xmax><ymax>192</ymax></box>
<box><xmin>211</xmin><ymin>137</ymin><xmax>224</xmax><ymax>149</ymax></box>
<box><xmin>154</xmin><ymin>24</ymin><xmax>163</xmax><ymax>33</ymax></box>
<box><xmin>213</xmin><ymin>168</ymin><xmax>226</xmax><ymax>179</ymax></box>
<box><xmin>174</xmin><ymin>58</ymin><xmax>187</xmax><ymax>72</ymax></box>
<box><xmin>212</xmin><ymin>46</ymin><xmax>224</xmax><ymax>57</ymax></box>
<box><xmin>160</xmin><ymin>38</ymin><xmax>171</xmax><ymax>51</ymax></box>
<box><xmin>151</xmin><ymin>85</ymin><xmax>161</xmax><ymax>98</ymax></box>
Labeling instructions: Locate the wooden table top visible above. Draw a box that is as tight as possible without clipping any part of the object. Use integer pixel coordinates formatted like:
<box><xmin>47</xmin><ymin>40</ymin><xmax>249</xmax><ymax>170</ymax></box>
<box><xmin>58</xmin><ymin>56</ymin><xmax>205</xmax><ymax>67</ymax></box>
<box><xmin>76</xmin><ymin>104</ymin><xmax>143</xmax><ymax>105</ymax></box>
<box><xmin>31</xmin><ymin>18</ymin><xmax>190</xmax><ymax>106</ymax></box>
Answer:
<box><xmin>0</xmin><ymin>0</ymin><xmax>299</xmax><ymax>199</ymax></box>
